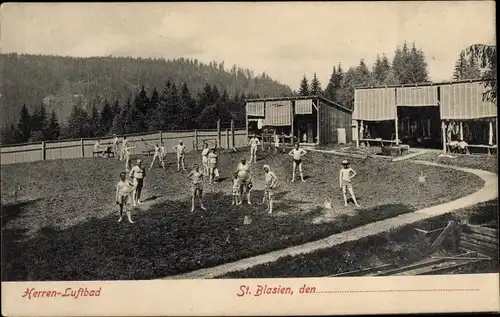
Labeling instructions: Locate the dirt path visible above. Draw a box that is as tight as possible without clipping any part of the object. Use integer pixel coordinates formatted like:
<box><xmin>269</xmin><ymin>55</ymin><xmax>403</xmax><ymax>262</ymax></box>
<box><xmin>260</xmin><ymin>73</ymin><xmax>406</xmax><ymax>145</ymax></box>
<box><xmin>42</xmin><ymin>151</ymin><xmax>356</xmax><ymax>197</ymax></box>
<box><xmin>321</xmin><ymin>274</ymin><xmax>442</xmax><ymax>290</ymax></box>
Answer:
<box><xmin>163</xmin><ymin>160</ymin><xmax>497</xmax><ymax>279</ymax></box>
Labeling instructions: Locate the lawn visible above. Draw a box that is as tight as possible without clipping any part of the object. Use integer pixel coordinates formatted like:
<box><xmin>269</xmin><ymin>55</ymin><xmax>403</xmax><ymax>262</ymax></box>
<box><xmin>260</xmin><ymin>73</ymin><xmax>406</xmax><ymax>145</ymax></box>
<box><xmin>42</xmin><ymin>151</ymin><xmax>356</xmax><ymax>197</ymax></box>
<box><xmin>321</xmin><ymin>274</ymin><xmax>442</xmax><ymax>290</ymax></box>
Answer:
<box><xmin>221</xmin><ymin>198</ymin><xmax>499</xmax><ymax>279</ymax></box>
<box><xmin>1</xmin><ymin>148</ymin><xmax>485</xmax><ymax>280</ymax></box>
<box><xmin>415</xmin><ymin>151</ymin><xmax>498</xmax><ymax>173</ymax></box>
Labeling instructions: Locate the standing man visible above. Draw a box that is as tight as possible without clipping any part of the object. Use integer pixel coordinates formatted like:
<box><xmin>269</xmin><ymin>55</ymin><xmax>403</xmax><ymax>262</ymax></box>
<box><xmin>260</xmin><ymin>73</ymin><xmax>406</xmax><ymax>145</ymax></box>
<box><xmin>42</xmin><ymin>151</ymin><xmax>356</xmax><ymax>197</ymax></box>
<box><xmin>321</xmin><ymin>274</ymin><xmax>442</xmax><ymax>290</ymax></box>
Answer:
<box><xmin>201</xmin><ymin>142</ymin><xmax>210</xmax><ymax>176</ymax></box>
<box><xmin>173</xmin><ymin>140</ymin><xmax>187</xmax><ymax>171</ymax></box>
<box><xmin>120</xmin><ymin>136</ymin><xmax>129</xmax><ymax>161</ymax></box>
<box><xmin>115</xmin><ymin>172</ymin><xmax>137</xmax><ymax>223</ymax></box>
<box><xmin>262</xmin><ymin>165</ymin><xmax>278</xmax><ymax>214</ymax></box>
<box><xmin>187</xmin><ymin>164</ymin><xmax>207</xmax><ymax>212</ymax></box>
<box><xmin>249</xmin><ymin>135</ymin><xmax>260</xmax><ymax>163</ymax></box>
<box><xmin>112</xmin><ymin>135</ymin><xmax>120</xmax><ymax>159</ymax></box>
<box><xmin>123</xmin><ymin>143</ymin><xmax>136</xmax><ymax>172</ymax></box>
<box><xmin>339</xmin><ymin>160</ymin><xmax>360</xmax><ymax>207</ymax></box>
<box><xmin>129</xmin><ymin>159</ymin><xmax>146</xmax><ymax>205</ymax></box>
<box><xmin>208</xmin><ymin>148</ymin><xmax>219</xmax><ymax>184</ymax></box>
<box><xmin>289</xmin><ymin>143</ymin><xmax>307</xmax><ymax>182</ymax></box>
<box><xmin>142</xmin><ymin>139</ymin><xmax>165</xmax><ymax>170</ymax></box>
<box><xmin>236</xmin><ymin>158</ymin><xmax>253</xmax><ymax>205</ymax></box>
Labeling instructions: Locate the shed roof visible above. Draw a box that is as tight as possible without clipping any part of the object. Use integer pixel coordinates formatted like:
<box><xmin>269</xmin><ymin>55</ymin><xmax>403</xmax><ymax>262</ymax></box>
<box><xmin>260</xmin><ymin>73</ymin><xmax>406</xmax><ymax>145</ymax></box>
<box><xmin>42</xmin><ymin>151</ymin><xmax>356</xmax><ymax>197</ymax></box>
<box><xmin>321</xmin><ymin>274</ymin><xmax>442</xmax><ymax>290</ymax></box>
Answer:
<box><xmin>245</xmin><ymin>95</ymin><xmax>352</xmax><ymax>113</ymax></box>
<box><xmin>354</xmin><ymin>78</ymin><xmax>487</xmax><ymax>90</ymax></box>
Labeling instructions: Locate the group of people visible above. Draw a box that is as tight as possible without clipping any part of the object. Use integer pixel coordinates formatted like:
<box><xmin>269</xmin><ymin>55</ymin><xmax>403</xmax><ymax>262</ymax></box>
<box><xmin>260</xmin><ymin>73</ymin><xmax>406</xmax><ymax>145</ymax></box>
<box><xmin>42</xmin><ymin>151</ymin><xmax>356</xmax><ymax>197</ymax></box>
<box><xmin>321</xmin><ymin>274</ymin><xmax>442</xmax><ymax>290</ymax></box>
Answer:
<box><xmin>113</xmin><ymin>133</ymin><xmax>361</xmax><ymax>224</ymax></box>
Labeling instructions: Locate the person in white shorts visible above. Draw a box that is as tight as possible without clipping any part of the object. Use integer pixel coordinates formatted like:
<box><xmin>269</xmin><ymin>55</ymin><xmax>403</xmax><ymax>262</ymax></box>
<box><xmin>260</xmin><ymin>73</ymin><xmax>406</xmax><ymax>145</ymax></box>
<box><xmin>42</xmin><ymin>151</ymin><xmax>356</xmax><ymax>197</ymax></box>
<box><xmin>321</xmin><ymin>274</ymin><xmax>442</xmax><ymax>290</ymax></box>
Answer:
<box><xmin>289</xmin><ymin>143</ymin><xmax>307</xmax><ymax>182</ymax></box>
<box><xmin>236</xmin><ymin>158</ymin><xmax>253</xmax><ymax>204</ymax></box>
<box><xmin>120</xmin><ymin>136</ymin><xmax>128</xmax><ymax>161</ymax></box>
<box><xmin>201</xmin><ymin>142</ymin><xmax>210</xmax><ymax>176</ymax></box>
<box><xmin>116</xmin><ymin>172</ymin><xmax>137</xmax><ymax>223</ymax></box>
<box><xmin>208</xmin><ymin>148</ymin><xmax>219</xmax><ymax>184</ymax></box>
<box><xmin>339</xmin><ymin>160</ymin><xmax>360</xmax><ymax>207</ymax></box>
<box><xmin>129</xmin><ymin>159</ymin><xmax>146</xmax><ymax>205</ymax></box>
<box><xmin>173</xmin><ymin>140</ymin><xmax>187</xmax><ymax>171</ymax></box>
<box><xmin>142</xmin><ymin>139</ymin><xmax>165</xmax><ymax>170</ymax></box>
<box><xmin>262</xmin><ymin>164</ymin><xmax>278</xmax><ymax>214</ymax></box>
<box><xmin>249</xmin><ymin>135</ymin><xmax>260</xmax><ymax>163</ymax></box>
<box><xmin>188</xmin><ymin>163</ymin><xmax>207</xmax><ymax>212</ymax></box>
<box><xmin>273</xmin><ymin>133</ymin><xmax>280</xmax><ymax>153</ymax></box>
<box><xmin>94</xmin><ymin>140</ymin><xmax>103</xmax><ymax>154</ymax></box>
<box><xmin>231</xmin><ymin>172</ymin><xmax>241</xmax><ymax>206</ymax></box>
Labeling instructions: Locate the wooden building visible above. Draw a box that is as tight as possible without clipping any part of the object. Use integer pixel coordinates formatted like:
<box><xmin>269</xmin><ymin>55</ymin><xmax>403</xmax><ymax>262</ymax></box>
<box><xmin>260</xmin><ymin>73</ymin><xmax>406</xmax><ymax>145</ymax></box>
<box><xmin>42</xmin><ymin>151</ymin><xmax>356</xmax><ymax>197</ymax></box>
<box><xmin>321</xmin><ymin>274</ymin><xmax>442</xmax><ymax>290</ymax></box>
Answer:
<box><xmin>245</xmin><ymin>96</ymin><xmax>353</xmax><ymax>146</ymax></box>
<box><xmin>353</xmin><ymin>79</ymin><xmax>497</xmax><ymax>153</ymax></box>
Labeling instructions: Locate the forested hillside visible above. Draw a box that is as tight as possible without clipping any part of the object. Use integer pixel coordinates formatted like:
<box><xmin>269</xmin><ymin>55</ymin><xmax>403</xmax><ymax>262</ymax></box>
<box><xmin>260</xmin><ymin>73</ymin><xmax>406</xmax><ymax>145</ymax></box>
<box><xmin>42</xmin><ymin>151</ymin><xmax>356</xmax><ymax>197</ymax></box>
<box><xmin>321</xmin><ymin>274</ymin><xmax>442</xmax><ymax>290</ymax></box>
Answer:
<box><xmin>0</xmin><ymin>53</ymin><xmax>293</xmax><ymax>125</ymax></box>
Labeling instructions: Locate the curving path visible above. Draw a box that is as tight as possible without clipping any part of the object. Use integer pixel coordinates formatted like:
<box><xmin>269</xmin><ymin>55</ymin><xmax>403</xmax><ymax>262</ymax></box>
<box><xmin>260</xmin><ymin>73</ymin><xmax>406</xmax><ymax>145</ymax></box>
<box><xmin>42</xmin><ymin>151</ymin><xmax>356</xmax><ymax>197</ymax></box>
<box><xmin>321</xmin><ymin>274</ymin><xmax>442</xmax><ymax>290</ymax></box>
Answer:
<box><xmin>163</xmin><ymin>160</ymin><xmax>498</xmax><ymax>280</ymax></box>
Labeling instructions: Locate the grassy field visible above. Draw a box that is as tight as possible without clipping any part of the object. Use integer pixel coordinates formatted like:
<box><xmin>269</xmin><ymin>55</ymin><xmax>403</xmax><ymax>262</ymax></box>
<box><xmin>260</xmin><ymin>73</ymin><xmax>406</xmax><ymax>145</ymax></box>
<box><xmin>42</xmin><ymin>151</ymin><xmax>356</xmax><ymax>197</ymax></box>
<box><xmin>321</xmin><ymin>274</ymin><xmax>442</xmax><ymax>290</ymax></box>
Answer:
<box><xmin>1</xmin><ymin>147</ymin><xmax>486</xmax><ymax>280</ymax></box>
<box><xmin>221</xmin><ymin>198</ymin><xmax>499</xmax><ymax>279</ymax></box>
<box><xmin>415</xmin><ymin>151</ymin><xmax>498</xmax><ymax>173</ymax></box>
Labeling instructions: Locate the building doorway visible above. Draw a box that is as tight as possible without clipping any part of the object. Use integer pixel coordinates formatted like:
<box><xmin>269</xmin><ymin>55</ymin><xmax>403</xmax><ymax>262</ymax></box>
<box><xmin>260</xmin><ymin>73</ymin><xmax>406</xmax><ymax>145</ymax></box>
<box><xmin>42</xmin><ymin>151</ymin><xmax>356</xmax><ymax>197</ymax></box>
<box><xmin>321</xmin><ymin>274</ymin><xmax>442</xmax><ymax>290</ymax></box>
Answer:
<box><xmin>397</xmin><ymin>106</ymin><xmax>442</xmax><ymax>148</ymax></box>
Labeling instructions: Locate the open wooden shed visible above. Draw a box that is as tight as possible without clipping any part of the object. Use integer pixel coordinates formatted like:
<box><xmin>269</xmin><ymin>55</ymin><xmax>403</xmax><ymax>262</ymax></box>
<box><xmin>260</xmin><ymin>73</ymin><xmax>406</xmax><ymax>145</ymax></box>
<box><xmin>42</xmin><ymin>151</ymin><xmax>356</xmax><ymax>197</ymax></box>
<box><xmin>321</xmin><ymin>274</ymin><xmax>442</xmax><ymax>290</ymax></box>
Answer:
<box><xmin>353</xmin><ymin>79</ymin><xmax>497</xmax><ymax>153</ymax></box>
<box><xmin>245</xmin><ymin>96</ymin><xmax>353</xmax><ymax>146</ymax></box>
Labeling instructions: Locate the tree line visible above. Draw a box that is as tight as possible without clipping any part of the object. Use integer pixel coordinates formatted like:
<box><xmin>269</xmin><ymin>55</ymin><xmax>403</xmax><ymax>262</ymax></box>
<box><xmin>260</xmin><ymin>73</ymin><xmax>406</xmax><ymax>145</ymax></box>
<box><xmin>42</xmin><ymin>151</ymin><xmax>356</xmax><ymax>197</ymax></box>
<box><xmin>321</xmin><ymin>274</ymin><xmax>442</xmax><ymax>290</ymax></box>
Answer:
<box><xmin>0</xmin><ymin>53</ymin><xmax>293</xmax><ymax>127</ymax></box>
<box><xmin>1</xmin><ymin>81</ymin><xmax>256</xmax><ymax>145</ymax></box>
<box><xmin>296</xmin><ymin>42</ymin><xmax>495</xmax><ymax>109</ymax></box>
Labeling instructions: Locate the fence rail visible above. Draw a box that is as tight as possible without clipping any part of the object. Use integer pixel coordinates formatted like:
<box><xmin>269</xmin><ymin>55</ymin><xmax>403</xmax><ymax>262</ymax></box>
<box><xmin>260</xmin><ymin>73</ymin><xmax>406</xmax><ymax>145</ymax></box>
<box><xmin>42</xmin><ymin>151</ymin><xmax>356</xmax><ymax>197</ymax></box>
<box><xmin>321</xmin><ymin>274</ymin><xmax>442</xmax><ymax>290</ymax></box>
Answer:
<box><xmin>1</xmin><ymin>128</ymin><xmax>248</xmax><ymax>165</ymax></box>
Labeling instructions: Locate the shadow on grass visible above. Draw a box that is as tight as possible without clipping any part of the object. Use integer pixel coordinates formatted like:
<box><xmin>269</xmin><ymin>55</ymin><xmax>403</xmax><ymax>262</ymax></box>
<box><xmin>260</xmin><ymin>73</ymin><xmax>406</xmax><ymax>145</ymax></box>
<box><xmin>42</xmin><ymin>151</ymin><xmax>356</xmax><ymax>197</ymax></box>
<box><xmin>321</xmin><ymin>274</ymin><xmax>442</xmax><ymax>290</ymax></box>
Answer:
<box><xmin>2</xmin><ymin>190</ymin><xmax>415</xmax><ymax>281</ymax></box>
<box><xmin>1</xmin><ymin>199</ymin><xmax>43</xmax><ymax>227</ymax></box>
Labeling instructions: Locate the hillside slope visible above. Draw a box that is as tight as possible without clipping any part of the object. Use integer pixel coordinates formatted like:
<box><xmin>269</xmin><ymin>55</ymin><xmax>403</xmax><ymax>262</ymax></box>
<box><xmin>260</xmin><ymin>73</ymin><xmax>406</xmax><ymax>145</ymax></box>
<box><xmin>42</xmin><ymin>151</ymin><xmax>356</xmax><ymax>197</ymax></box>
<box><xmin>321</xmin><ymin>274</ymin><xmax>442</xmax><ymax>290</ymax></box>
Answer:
<box><xmin>0</xmin><ymin>54</ymin><xmax>293</xmax><ymax>125</ymax></box>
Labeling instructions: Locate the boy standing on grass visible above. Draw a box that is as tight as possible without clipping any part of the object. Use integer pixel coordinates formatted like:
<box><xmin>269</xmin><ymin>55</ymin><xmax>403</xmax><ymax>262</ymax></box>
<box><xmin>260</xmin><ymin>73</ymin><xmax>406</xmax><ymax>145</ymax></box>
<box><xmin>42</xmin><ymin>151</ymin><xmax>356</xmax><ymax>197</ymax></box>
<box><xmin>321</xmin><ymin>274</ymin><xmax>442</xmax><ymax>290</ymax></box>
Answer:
<box><xmin>115</xmin><ymin>172</ymin><xmax>136</xmax><ymax>223</ymax></box>
<box><xmin>173</xmin><ymin>140</ymin><xmax>187</xmax><ymax>171</ymax></box>
<box><xmin>188</xmin><ymin>164</ymin><xmax>207</xmax><ymax>212</ymax></box>
<box><xmin>231</xmin><ymin>172</ymin><xmax>241</xmax><ymax>206</ymax></box>
<box><xmin>249</xmin><ymin>135</ymin><xmax>260</xmax><ymax>163</ymax></box>
<box><xmin>201</xmin><ymin>142</ymin><xmax>210</xmax><ymax>175</ymax></box>
<box><xmin>339</xmin><ymin>160</ymin><xmax>360</xmax><ymax>207</ymax></box>
<box><xmin>262</xmin><ymin>165</ymin><xmax>278</xmax><ymax>214</ymax></box>
<box><xmin>237</xmin><ymin>158</ymin><xmax>253</xmax><ymax>205</ymax></box>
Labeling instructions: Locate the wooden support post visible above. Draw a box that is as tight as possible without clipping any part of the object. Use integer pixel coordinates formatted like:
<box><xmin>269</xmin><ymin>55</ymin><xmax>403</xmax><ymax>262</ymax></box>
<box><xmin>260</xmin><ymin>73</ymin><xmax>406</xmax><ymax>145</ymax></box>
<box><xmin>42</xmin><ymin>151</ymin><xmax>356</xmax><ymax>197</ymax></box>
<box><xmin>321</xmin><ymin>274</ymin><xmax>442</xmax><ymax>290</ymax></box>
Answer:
<box><xmin>356</xmin><ymin>120</ymin><xmax>360</xmax><ymax>148</ymax></box>
<box><xmin>429</xmin><ymin>221</ymin><xmax>455</xmax><ymax>254</ymax></box>
<box><xmin>290</xmin><ymin>103</ymin><xmax>294</xmax><ymax>145</ymax></box>
<box><xmin>441</xmin><ymin>121</ymin><xmax>446</xmax><ymax>153</ymax></box>
<box><xmin>459</xmin><ymin>121</ymin><xmax>464</xmax><ymax>140</ymax></box>
<box><xmin>41</xmin><ymin>141</ymin><xmax>46</xmax><ymax>160</ymax></box>
<box><xmin>225</xmin><ymin>129</ymin><xmax>229</xmax><ymax>149</ymax></box>
<box><xmin>217</xmin><ymin>119</ymin><xmax>221</xmax><ymax>149</ymax></box>
<box><xmin>194</xmin><ymin>130</ymin><xmax>199</xmax><ymax>151</ymax></box>
<box><xmin>316</xmin><ymin>99</ymin><xmax>320</xmax><ymax>145</ymax></box>
<box><xmin>230</xmin><ymin>119</ymin><xmax>235</xmax><ymax>150</ymax></box>
<box><xmin>394</xmin><ymin>116</ymin><xmax>399</xmax><ymax>145</ymax></box>
<box><xmin>160</xmin><ymin>131</ymin><xmax>163</xmax><ymax>144</ymax></box>
<box><xmin>80</xmin><ymin>138</ymin><xmax>85</xmax><ymax>157</ymax></box>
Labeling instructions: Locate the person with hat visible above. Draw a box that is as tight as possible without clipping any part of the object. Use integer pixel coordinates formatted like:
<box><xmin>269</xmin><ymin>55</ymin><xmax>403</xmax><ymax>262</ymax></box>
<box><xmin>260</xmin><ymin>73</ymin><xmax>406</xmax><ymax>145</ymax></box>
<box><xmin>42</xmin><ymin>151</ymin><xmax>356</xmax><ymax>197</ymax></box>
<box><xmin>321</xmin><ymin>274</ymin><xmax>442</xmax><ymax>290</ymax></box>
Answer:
<box><xmin>339</xmin><ymin>160</ymin><xmax>360</xmax><ymax>207</ymax></box>
<box><xmin>129</xmin><ymin>159</ymin><xmax>146</xmax><ymax>205</ymax></box>
<box><xmin>236</xmin><ymin>157</ymin><xmax>253</xmax><ymax>204</ymax></box>
<box><xmin>248</xmin><ymin>135</ymin><xmax>260</xmax><ymax>163</ymax></box>
<box><xmin>262</xmin><ymin>164</ymin><xmax>278</xmax><ymax>214</ymax></box>
<box><xmin>173</xmin><ymin>140</ymin><xmax>187</xmax><ymax>171</ymax></box>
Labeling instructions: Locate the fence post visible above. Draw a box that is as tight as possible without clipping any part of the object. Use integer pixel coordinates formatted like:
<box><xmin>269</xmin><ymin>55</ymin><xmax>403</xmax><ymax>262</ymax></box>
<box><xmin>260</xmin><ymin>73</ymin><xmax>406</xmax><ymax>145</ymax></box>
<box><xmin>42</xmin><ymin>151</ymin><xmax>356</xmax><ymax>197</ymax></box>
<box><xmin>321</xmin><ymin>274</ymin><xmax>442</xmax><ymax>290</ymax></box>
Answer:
<box><xmin>80</xmin><ymin>138</ymin><xmax>85</xmax><ymax>157</ymax></box>
<box><xmin>160</xmin><ymin>131</ymin><xmax>163</xmax><ymax>143</ymax></box>
<box><xmin>225</xmin><ymin>129</ymin><xmax>229</xmax><ymax>149</ymax></box>
<box><xmin>194</xmin><ymin>130</ymin><xmax>199</xmax><ymax>151</ymax></box>
<box><xmin>231</xmin><ymin>120</ymin><xmax>235</xmax><ymax>149</ymax></box>
<box><xmin>217</xmin><ymin>120</ymin><xmax>221</xmax><ymax>149</ymax></box>
<box><xmin>41</xmin><ymin>141</ymin><xmax>46</xmax><ymax>160</ymax></box>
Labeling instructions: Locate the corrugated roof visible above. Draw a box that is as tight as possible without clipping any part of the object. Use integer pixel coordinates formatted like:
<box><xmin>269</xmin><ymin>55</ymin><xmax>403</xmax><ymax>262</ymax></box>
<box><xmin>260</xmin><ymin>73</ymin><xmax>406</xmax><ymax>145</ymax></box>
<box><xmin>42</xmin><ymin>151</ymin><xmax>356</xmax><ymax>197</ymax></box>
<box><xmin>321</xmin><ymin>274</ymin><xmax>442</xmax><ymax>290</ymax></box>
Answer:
<box><xmin>245</xmin><ymin>95</ymin><xmax>352</xmax><ymax>113</ymax></box>
<box><xmin>354</xmin><ymin>78</ymin><xmax>488</xmax><ymax>90</ymax></box>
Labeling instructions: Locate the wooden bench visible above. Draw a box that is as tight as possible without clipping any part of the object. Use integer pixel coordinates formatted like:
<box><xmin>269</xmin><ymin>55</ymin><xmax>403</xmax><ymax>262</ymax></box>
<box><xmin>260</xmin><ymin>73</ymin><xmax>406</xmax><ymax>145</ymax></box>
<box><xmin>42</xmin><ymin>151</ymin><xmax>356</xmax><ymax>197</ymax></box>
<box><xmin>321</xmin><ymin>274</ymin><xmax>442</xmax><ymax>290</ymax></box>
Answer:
<box><xmin>93</xmin><ymin>150</ymin><xmax>104</xmax><ymax>157</ymax></box>
<box><xmin>142</xmin><ymin>149</ymin><xmax>155</xmax><ymax>156</ymax></box>
<box><xmin>458</xmin><ymin>224</ymin><xmax>498</xmax><ymax>258</ymax></box>
<box><xmin>93</xmin><ymin>148</ymin><xmax>115</xmax><ymax>158</ymax></box>
<box><xmin>361</xmin><ymin>138</ymin><xmax>397</xmax><ymax>147</ymax></box>
<box><xmin>447</xmin><ymin>144</ymin><xmax>497</xmax><ymax>156</ymax></box>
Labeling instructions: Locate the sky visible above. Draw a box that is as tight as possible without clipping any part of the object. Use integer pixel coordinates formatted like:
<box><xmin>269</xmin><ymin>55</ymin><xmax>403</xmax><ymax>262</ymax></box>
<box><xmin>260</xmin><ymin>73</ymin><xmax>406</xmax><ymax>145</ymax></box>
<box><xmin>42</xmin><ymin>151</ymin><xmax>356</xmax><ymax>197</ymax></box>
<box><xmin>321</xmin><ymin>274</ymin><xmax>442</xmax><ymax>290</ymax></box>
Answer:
<box><xmin>1</xmin><ymin>2</ymin><xmax>496</xmax><ymax>90</ymax></box>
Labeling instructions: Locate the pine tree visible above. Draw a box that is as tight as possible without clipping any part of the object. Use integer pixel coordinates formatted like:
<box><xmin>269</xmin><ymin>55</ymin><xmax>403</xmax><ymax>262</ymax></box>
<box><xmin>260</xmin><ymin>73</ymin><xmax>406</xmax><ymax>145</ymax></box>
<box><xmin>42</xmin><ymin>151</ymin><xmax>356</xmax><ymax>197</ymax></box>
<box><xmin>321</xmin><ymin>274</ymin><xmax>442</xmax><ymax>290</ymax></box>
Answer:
<box><xmin>299</xmin><ymin>75</ymin><xmax>309</xmax><ymax>96</ymax></box>
<box><xmin>0</xmin><ymin>124</ymin><xmax>20</xmax><ymax>145</ymax></box>
<box><xmin>467</xmin><ymin>44</ymin><xmax>496</xmax><ymax>103</ymax></box>
<box><xmin>99</xmin><ymin>100</ymin><xmax>114</xmax><ymax>136</ymax></box>
<box><xmin>88</xmin><ymin>104</ymin><xmax>100</xmax><ymax>137</ymax></box>
<box><xmin>310</xmin><ymin>73</ymin><xmax>322</xmax><ymax>96</ymax></box>
<box><xmin>465</xmin><ymin>52</ymin><xmax>481</xmax><ymax>79</ymax></box>
<box><xmin>65</xmin><ymin>104</ymin><xmax>90</xmax><ymax>138</ymax></box>
<box><xmin>453</xmin><ymin>51</ymin><xmax>467</xmax><ymax>80</ymax></box>
<box><xmin>324</xmin><ymin>67</ymin><xmax>338</xmax><ymax>101</ymax></box>
<box><xmin>135</xmin><ymin>85</ymin><xmax>150</xmax><ymax>114</ymax></box>
<box><xmin>47</xmin><ymin>110</ymin><xmax>61</xmax><ymax>140</ymax></box>
<box><xmin>409</xmin><ymin>43</ymin><xmax>429</xmax><ymax>83</ymax></box>
<box><xmin>17</xmin><ymin>104</ymin><xmax>31</xmax><ymax>142</ymax></box>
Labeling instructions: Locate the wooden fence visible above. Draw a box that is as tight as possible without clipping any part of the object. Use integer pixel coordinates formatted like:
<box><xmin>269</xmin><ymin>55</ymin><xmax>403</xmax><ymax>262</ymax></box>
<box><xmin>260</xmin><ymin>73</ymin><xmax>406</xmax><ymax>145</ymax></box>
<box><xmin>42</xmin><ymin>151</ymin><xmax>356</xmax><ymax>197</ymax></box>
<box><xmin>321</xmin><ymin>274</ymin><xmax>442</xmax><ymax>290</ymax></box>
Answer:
<box><xmin>0</xmin><ymin>128</ymin><xmax>248</xmax><ymax>165</ymax></box>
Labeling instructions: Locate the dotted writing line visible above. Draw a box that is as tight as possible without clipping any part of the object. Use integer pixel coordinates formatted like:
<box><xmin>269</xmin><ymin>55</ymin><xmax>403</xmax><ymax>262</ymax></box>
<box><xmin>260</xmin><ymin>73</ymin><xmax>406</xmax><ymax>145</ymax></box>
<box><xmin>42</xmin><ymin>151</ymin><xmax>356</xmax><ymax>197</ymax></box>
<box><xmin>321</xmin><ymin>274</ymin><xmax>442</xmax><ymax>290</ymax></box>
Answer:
<box><xmin>315</xmin><ymin>289</ymin><xmax>480</xmax><ymax>294</ymax></box>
